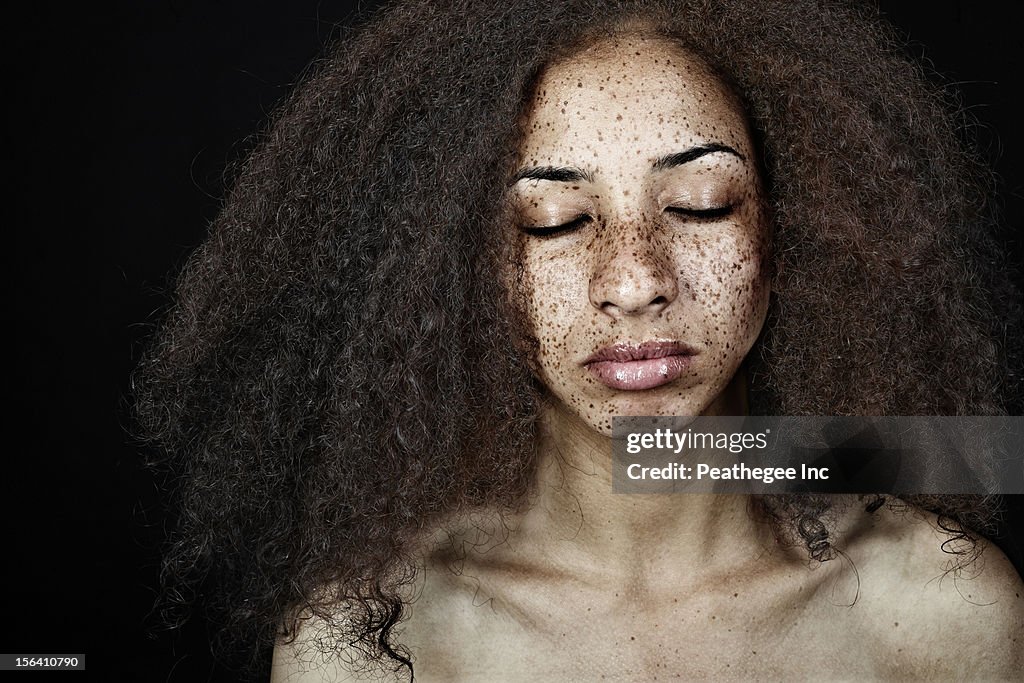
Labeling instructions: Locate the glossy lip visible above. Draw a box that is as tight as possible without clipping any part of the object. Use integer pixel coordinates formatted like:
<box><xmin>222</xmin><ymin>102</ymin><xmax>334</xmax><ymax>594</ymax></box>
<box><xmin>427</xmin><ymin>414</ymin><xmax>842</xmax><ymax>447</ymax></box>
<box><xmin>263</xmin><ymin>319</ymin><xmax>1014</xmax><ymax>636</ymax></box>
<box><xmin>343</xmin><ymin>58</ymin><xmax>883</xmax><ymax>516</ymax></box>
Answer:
<box><xmin>583</xmin><ymin>341</ymin><xmax>698</xmax><ymax>391</ymax></box>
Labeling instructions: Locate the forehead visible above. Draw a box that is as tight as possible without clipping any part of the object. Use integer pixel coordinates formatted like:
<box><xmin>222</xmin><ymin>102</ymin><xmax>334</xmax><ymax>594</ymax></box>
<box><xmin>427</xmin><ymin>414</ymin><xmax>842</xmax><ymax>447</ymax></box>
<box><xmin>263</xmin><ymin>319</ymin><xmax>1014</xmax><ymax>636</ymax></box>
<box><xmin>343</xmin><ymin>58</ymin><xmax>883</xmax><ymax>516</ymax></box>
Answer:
<box><xmin>519</xmin><ymin>35</ymin><xmax>752</xmax><ymax>164</ymax></box>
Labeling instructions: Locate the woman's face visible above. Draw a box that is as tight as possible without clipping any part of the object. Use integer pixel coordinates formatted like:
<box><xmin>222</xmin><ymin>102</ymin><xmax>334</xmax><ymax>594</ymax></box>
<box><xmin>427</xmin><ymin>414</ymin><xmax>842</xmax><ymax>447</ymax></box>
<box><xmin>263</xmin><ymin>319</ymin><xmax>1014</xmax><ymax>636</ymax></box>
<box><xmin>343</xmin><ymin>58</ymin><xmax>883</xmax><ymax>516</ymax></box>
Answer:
<box><xmin>511</xmin><ymin>36</ymin><xmax>771</xmax><ymax>434</ymax></box>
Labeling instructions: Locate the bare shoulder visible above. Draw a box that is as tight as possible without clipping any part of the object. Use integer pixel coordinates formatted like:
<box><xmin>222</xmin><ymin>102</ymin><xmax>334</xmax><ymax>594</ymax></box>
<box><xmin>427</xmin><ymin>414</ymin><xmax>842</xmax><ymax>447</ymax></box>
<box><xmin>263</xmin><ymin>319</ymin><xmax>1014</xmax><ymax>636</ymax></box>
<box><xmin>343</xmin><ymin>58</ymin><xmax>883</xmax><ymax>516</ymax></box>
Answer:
<box><xmin>269</xmin><ymin>614</ymin><xmax>353</xmax><ymax>683</ymax></box>
<box><xmin>844</xmin><ymin>504</ymin><xmax>1023</xmax><ymax>680</ymax></box>
<box><xmin>268</xmin><ymin>526</ymin><xmax>478</xmax><ymax>683</ymax></box>
<box><xmin>269</xmin><ymin>611</ymin><xmax>404</xmax><ymax>683</ymax></box>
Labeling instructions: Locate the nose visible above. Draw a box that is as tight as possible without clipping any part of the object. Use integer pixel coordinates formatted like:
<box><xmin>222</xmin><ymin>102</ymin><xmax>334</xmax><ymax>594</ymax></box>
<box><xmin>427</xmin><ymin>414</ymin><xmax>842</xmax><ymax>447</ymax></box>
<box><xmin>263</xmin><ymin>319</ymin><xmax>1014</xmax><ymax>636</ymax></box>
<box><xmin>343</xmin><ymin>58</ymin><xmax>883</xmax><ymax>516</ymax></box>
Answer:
<box><xmin>588</xmin><ymin>221</ymin><xmax>679</xmax><ymax>318</ymax></box>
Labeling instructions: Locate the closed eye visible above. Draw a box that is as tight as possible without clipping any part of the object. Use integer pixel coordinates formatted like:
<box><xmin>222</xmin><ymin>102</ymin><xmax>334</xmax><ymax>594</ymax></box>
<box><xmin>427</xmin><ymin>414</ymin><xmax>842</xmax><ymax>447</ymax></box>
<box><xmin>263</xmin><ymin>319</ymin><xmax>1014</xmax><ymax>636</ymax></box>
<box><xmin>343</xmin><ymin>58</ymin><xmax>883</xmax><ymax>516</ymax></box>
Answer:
<box><xmin>521</xmin><ymin>215</ymin><xmax>592</xmax><ymax>237</ymax></box>
<box><xmin>666</xmin><ymin>205</ymin><xmax>734</xmax><ymax>220</ymax></box>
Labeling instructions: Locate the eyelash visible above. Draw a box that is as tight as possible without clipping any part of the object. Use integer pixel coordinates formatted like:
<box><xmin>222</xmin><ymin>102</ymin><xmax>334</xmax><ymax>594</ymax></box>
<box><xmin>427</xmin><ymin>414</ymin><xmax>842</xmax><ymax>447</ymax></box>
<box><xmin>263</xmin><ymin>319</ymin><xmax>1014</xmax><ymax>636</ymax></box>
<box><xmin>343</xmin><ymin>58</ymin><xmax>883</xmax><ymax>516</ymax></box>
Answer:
<box><xmin>666</xmin><ymin>205</ymin><xmax>735</xmax><ymax>220</ymax></box>
<box><xmin>521</xmin><ymin>215</ymin><xmax>592</xmax><ymax>237</ymax></box>
<box><xmin>521</xmin><ymin>205</ymin><xmax>734</xmax><ymax>237</ymax></box>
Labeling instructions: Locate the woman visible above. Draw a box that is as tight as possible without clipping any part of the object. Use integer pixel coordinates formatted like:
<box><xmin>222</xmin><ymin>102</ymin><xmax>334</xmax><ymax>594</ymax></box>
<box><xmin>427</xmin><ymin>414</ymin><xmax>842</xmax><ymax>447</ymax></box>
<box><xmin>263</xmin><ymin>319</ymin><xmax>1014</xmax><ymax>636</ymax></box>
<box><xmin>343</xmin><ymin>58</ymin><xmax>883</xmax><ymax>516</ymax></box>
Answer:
<box><xmin>135</xmin><ymin>0</ymin><xmax>1023</xmax><ymax>680</ymax></box>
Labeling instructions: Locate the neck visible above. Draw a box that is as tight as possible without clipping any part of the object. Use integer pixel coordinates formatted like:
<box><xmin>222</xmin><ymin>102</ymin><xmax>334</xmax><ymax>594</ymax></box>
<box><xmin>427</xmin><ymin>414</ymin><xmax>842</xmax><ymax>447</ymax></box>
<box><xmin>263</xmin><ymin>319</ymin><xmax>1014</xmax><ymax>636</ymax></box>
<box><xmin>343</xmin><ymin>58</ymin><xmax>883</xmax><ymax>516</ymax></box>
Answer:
<box><xmin>498</xmin><ymin>372</ymin><xmax>770</xmax><ymax>586</ymax></box>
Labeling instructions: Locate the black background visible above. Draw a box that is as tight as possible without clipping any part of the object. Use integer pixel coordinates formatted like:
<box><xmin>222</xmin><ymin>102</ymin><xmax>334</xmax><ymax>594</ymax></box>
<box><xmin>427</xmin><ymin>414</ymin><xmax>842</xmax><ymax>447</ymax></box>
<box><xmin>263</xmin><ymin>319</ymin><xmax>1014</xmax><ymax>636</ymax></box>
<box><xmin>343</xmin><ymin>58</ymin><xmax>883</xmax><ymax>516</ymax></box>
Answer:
<box><xmin>6</xmin><ymin>1</ymin><xmax>1023</xmax><ymax>681</ymax></box>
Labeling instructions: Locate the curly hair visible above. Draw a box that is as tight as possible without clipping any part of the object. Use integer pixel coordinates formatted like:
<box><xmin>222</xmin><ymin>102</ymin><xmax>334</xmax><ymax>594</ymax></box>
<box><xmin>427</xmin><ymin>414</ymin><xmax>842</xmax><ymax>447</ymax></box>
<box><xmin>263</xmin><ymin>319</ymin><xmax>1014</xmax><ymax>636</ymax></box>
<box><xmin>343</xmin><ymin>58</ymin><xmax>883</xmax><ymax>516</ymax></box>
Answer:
<box><xmin>133</xmin><ymin>0</ymin><xmax>1021</xmax><ymax>677</ymax></box>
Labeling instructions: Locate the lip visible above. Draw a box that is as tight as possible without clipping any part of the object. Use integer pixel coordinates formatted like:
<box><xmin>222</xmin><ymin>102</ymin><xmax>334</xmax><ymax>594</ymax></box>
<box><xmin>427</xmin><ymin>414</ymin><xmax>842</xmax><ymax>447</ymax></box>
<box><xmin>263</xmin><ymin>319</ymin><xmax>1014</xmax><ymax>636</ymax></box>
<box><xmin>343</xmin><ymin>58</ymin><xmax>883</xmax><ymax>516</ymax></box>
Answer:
<box><xmin>583</xmin><ymin>341</ymin><xmax>697</xmax><ymax>391</ymax></box>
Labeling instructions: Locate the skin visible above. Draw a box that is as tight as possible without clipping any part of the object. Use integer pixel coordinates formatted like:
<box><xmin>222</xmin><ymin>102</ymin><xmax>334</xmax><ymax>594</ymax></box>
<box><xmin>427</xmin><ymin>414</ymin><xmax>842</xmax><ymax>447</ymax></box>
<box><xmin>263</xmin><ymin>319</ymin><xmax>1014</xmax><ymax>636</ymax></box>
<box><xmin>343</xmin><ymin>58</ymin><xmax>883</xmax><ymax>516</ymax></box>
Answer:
<box><xmin>513</xmin><ymin>34</ymin><xmax>770</xmax><ymax>435</ymax></box>
<box><xmin>271</xmin><ymin>36</ymin><xmax>1023</xmax><ymax>682</ymax></box>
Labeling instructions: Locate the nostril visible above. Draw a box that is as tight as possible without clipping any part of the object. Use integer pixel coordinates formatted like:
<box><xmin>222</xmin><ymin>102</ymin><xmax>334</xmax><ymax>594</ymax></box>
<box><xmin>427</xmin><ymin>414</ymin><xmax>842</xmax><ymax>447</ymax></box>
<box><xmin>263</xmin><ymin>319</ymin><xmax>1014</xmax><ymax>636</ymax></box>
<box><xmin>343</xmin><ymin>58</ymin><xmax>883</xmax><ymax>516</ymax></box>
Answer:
<box><xmin>598</xmin><ymin>293</ymin><xmax>671</xmax><ymax>317</ymax></box>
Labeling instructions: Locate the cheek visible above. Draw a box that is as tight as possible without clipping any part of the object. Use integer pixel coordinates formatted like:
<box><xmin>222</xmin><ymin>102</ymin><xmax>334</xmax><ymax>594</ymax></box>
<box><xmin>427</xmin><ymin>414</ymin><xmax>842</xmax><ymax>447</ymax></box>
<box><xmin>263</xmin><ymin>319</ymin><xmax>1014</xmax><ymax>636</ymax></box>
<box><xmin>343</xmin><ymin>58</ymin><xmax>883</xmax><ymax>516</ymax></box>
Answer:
<box><xmin>693</xmin><ymin>231</ymin><xmax>769</xmax><ymax>343</ymax></box>
<box><xmin>522</xmin><ymin>244</ymin><xmax>584</xmax><ymax>364</ymax></box>
<box><xmin>716</xmin><ymin>235</ymin><xmax>770</xmax><ymax>342</ymax></box>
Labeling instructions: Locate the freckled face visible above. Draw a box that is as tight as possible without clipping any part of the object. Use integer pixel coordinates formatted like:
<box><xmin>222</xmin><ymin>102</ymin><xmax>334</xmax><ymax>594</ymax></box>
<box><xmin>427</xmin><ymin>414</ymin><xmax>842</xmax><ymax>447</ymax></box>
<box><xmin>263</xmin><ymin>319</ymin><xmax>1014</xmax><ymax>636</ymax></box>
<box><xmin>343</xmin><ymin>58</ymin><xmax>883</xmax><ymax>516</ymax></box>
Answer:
<box><xmin>511</xmin><ymin>37</ymin><xmax>770</xmax><ymax>435</ymax></box>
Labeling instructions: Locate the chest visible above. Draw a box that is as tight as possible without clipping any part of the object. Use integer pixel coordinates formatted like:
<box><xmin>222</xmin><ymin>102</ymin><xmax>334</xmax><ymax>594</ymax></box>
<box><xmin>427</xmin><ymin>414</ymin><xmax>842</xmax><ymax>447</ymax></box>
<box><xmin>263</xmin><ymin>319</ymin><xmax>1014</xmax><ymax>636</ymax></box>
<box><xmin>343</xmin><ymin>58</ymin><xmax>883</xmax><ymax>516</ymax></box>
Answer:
<box><xmin>401</xmin><ymin>573</ymin><xmax>891</xmax><ymax>681</ymax></box>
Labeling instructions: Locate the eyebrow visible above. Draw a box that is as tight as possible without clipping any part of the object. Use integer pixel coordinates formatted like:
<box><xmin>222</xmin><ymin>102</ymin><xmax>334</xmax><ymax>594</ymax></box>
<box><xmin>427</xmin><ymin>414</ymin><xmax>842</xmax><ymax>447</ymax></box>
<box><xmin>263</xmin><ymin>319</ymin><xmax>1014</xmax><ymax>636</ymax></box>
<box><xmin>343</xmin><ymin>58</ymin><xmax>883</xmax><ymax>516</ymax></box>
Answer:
<box><xmin>652</xmin><ymin>143</ymin><xmax>746</xmax><ymax>171</ymax></box>
<box><xmin>512</xmin><ymin>165</ymin><xmax>596</xmax><ymax>184</ymax></box>
<box><xmin>511</xmin><ymin>143</ymin><xmax>746</xmax><ymax>185</ymax></box>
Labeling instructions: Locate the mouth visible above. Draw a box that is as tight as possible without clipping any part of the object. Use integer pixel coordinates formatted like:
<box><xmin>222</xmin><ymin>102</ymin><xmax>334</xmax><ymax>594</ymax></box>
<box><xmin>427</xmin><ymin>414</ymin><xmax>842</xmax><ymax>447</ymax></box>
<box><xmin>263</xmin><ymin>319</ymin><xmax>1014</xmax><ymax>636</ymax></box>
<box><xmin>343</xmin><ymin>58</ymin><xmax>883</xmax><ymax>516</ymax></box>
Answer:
<box><xmin>583</xmin><ymin>341</ymin><xmax>697</xmax><ymax>391</ymax></box>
